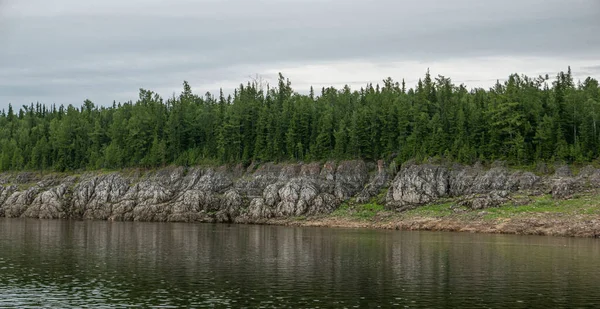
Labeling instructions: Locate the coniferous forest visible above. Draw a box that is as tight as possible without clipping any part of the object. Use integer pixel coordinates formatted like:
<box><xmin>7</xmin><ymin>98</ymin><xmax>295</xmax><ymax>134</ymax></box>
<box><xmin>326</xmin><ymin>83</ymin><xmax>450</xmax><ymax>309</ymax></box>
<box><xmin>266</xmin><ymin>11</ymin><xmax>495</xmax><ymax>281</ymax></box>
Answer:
<box><xmin>0</xmin><ymin>68</ymin><xmax>599</xmax><ymax>172</ymax></box>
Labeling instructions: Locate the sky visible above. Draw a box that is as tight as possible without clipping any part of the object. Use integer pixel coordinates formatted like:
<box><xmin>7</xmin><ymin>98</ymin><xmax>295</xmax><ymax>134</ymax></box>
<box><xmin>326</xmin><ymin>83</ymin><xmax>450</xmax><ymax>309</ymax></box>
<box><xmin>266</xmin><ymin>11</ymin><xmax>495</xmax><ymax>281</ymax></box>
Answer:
<box><xmin>0</xmin><ymin>0</ymin><xmax>599</xmax><ymax>109</ymax></box>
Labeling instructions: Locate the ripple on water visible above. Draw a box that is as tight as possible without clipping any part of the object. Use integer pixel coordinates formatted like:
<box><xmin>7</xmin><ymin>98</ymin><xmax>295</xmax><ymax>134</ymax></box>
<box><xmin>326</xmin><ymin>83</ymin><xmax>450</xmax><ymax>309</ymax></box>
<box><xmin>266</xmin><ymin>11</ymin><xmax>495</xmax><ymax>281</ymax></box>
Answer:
<box><xmin>1</xmin><ymin>220</ymin><xmax>600</xmax><ymax>308</ymax></box>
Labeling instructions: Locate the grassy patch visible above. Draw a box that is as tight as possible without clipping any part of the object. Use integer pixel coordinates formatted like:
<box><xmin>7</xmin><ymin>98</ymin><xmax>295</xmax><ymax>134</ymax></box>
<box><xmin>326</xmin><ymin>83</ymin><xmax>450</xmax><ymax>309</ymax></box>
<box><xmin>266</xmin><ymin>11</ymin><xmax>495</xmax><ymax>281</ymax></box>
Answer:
<box><xmin>331</xmin><ymin>198</ymin><xmax>386</xmax><ymax>220</ymax></box>
<box><xmin>331</xmin><ymin>200</ymin><xmax>352</xmax><ymax>217</ymax></box>
<box><xmin>478</xmin><ymin>194</ymin><xmax>600</xmax><ymax>220</ymax></box>
<box><xmin>403</xmin><ymin>202</ymin><xmax>455</xmax><ymax>217</ymax></box>
<box><xmin>352</xmin><ymin>203</ymin><xmax>385</xmax><ymax>219</ymax></box>
<box><xmin>338</xmin><ymin>192</ymin><xmax>600</xmax><ymax>222</ymax></box>
<box><xmin>481</xmin><ymin>195</ymin><xmax>555</xmax><ymax>220</ymax></box>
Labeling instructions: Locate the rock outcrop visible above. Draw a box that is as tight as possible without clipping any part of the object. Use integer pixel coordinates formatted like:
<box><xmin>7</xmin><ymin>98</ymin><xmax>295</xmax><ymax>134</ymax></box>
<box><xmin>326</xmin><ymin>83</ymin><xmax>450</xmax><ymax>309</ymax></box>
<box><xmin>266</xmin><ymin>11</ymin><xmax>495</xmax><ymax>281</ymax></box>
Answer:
<box><xmin>0</xmin><ymin>161</ymin><xmax>596</xmax><ymax>222</ymax></box>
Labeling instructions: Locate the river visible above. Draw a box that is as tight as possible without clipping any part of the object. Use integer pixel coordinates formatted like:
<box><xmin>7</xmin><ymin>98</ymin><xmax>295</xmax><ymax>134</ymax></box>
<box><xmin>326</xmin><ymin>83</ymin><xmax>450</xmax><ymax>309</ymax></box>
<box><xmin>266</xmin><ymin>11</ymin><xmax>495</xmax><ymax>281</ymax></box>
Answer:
<box><xmin>0</xmin><ymin>218</ymin><xmax>599</xmax><ymax>308</ymax></box>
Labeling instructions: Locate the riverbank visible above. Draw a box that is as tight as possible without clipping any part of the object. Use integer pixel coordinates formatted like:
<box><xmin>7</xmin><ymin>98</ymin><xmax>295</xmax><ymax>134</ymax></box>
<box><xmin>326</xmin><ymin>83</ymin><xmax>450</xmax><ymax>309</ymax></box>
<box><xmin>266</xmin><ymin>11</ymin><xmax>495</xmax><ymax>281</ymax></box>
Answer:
<box><xmin>2</xmin><ymin>161</ymin><xmax>600</xmax><ymax>238</ymax></box>
<box><xmin>263</xmin><ymin>193</ymin><xmax>600</xmax><ymax>238</ymax></box>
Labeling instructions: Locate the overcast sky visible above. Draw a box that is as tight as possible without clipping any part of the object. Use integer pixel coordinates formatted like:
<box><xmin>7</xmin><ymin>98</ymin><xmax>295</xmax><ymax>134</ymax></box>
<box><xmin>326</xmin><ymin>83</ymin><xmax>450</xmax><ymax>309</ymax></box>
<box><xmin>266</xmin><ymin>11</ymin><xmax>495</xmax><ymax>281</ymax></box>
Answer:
<box><xmin>0</xmin><ymin>0</ymin><xmax>599</xmax><ymax>109</ymax></box>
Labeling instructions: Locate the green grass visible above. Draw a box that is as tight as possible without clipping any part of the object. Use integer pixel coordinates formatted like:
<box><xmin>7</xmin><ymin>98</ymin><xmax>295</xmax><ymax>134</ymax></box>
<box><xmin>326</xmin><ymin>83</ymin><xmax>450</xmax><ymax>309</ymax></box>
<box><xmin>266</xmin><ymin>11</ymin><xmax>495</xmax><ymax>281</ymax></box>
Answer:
<box><xmin>329</xmin><ymin>192</ymin><xmax>600</xmax><ymax>223</ymax></box>
<box><xmin>353</xmin><ymin>203</ymin><xmax>385</xmax><ymax>219</ymax></box>
<box><xmin>403</xmin><ymin>202</ymin><xmax>455</xmax><ymax>217</ymax></box>
<box><xmin>402</xmin><ymin>193</ymin><xmax>600</xmax><ymax>221</ymax></box>
<box><xmin>331</xmin><ymin>200</ymin><xmax>352</xmax><ymax>217</ymax></box>
<box><xmin>479</xmin><ymin>194</ymin><xmax>600</xmax><ymax>220</ymax></box>
<box><xmin>480</xmin><ymin>196</ymin><xmax>554</xmax><ymax>220</ymax></box>
<box><xmin>331</xmin><ymin>198</ymin><xmax>386</xmax><ymax>220</ymax></box>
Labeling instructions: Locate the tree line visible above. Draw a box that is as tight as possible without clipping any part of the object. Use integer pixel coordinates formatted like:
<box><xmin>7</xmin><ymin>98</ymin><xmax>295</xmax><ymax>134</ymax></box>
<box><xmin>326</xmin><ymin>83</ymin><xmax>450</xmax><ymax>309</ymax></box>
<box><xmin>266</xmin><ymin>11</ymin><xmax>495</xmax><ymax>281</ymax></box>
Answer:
<box><xmin>0</xmin><ymin>68</ymin><xmax>599</xmax><ymax>172</ymax></box>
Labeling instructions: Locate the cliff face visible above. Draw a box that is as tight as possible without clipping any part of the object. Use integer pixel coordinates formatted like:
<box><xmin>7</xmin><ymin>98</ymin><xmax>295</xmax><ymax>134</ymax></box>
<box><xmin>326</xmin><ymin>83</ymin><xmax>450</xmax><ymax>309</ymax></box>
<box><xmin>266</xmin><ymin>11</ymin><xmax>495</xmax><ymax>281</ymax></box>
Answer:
<box><xmin>0</xmin><ymin>161</ymin><xmax>597</xmax><ymax>222</ymax></box>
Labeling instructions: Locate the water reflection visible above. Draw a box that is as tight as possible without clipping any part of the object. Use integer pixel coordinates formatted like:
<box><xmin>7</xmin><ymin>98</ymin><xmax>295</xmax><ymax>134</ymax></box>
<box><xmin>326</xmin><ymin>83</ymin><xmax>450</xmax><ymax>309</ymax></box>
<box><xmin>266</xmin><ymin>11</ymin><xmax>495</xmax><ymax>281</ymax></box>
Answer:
<box><xmin>1</xmin><ymin>218</ymin><xmax>600</xmax><ymax>308</ymax></box>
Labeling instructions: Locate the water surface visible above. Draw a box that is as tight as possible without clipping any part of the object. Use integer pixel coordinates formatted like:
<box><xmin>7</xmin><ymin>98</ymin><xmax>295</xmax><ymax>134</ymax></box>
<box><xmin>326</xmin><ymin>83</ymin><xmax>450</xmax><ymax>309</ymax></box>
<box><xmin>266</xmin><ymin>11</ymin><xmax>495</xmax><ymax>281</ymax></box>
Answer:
<box><xmin>1</xmin><ymin>218</ymin><xmax>599</xmax><ymax>308</ymax></box>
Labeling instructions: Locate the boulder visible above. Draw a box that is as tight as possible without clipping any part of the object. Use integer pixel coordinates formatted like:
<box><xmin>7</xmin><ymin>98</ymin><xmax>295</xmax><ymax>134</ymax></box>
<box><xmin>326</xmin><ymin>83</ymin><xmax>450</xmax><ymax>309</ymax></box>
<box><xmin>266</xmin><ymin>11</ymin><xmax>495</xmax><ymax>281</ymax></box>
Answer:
<box><xmin>386</xmin><ymin>164</ymin><xmax>449</xmax><ymax>209</ymax></box>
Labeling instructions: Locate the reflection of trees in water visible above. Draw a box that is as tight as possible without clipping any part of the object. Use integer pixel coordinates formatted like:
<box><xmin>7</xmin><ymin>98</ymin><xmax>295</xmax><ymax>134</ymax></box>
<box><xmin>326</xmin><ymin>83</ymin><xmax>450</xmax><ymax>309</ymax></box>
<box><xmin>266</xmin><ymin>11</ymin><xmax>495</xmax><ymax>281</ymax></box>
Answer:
<box><xmin>2</xmin><ymin>219</ymin><xmax>600</xmax><ymax>308</ymax></box>
<box><xmin>390</xmin><ymin>231</ymin><xmax>600</xmax><ymax>307</ymax></box>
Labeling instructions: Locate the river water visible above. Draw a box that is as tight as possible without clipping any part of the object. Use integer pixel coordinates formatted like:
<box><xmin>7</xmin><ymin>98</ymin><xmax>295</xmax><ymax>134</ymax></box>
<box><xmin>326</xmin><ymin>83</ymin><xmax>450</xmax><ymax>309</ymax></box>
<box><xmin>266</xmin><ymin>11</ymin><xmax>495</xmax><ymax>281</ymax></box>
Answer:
<box><xmin>0</xmin><ymin>219</ymin><xmax>599</xmax><ymax>308</ymax></box>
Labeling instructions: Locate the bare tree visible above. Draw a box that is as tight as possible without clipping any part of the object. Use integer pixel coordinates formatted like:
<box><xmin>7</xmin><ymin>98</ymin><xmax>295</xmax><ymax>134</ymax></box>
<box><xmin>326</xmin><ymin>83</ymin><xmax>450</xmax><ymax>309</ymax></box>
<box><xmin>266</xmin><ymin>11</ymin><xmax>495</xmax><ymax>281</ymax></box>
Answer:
<box><xmin>248</xmin><ymin>73</ymin><xmax>269</xmax><ymax>93</ymax></box>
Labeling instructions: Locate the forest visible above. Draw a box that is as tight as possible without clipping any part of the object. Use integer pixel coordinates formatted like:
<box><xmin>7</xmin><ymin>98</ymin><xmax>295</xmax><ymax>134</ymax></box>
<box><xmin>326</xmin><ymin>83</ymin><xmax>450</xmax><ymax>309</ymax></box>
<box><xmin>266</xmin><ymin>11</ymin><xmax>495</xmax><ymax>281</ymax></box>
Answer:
<box><xmin>0</xmin><ymin>68</ymin><xmax>599</xmax><ymax>172</ymax></box>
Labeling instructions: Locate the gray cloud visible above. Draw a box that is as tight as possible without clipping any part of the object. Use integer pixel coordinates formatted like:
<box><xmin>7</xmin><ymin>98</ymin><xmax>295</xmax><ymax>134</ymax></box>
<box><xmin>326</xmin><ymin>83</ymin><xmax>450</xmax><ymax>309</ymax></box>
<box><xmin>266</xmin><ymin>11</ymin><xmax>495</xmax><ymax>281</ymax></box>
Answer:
<box><xmin>582</xmin><ymin>65</ymin><xmax>600</xmax><ymax>75</ymax></box>
<box><xmin>0</xmin><ymin>0</ymin><xmax>599</xmax><ymax>109</ymax></box>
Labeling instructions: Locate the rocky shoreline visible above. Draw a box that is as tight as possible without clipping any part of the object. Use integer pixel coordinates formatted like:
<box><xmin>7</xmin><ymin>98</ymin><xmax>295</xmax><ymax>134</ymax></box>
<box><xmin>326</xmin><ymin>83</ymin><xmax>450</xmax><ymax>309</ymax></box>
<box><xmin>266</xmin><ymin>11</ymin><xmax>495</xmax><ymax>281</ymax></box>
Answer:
<box><xmin>258</xmin><ymin>211</ymin><xmax>600</xmax><ymax>238</ymax></box>
<box><xmin>1</xmin><ymin>160</ymin><xmax>600</xmax><ymax>237</ymax></box>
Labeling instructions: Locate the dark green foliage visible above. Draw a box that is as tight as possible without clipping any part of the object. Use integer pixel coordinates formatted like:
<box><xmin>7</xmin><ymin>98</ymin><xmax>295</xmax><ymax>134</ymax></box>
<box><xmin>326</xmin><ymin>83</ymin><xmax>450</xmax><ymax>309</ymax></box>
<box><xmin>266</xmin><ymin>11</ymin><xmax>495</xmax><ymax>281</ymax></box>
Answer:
<box><xmin>0</xmin><ymin>69</ymin><xmax>599</xmax><ymax>171</ymax></box>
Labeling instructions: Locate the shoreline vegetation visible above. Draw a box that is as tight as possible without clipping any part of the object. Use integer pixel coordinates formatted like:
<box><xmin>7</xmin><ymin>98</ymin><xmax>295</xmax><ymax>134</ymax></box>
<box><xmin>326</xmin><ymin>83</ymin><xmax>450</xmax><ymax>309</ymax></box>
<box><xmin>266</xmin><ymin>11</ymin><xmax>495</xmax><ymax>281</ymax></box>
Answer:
<box><xmin>263</xmin><ymin>192</ymin><xmax>600</xmax><ymax>238</ymax></box>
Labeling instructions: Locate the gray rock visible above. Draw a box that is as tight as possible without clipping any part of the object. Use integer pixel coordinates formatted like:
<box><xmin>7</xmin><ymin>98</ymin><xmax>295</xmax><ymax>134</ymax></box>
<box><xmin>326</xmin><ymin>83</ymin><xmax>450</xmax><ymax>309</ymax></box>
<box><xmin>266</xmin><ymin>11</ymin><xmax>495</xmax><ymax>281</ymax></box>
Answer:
<box><xmin>334</xmin><ymin>160</ymin><xmax>368</xmax><ymax>200</ymax></box>
<box><xmin>3</xmin><ymin>186</ymin><xmax>41</xmax><ymax>218</ymax></box>
<box><xmin>308</xmin><ymin>193</ymin><xmax>339</xmax><ymax>215</ymax></box>
<box><xmin>320</xmin><ymin>161</ymin><xmax>336</xmax><ymax>181</ymax></box>
<box><xmin>300</xmin><ymin>162</ymin><xmax>321</xmax><ymax>178</ymax></box>
<box><xmin>222</xmin><ymin>189</ymin><xmax>245</xmax><ymax>212</ymax></box>
<box><xmin>386</xmin><ymin>164</ymin><xmax>449</xmax><ymax>209</ymax></box>
<box><xmin>0</xmin><ymin>161</ymin><xmax>593</xmax><ymax>222</ymax></box>
<box><xmin>263</xmin><ymin>182</ymin><xmax>284</xmax><ymax>207</ymax></box>
<box><xmin>168</xmin><ymin>190</ymin><xmax>219</xmax><ymax>222</ymax></box>
<box><xmin>470</xmin><ymin>167</ymin><xmax>514</xmax><ymax>193</ymax></box>
<box><xmin>552</xmin><ymin>178</ymin><xmax>576</xmax><ymax>199</ymax></box>
<box><xmin>276</xmin><ymin>178</ymin><xmax>318</xmax><ymax>216</ymax></box>
<box><xmin>578</xmin><ymin>165</ymin><xmax>598</xmax><ymax>178</ymax></box>
<box><xmin>515</xmin><ymin>172</ymin><xmax>540</xmax><ymax>190</ymax></box>
<box><xmin>356</xmin><ymin>161</ymin><xmax>389</xmax><ymax>203</ymax></box>
<box><xmin>576</xmin><ymin>166</ymin><xmax>600</xmax><ymax>188</ymax></box>
<box><xmin>0</xmin><ymin>185</ymin><xmax>17</xmax><ymax>217</ymax></box>
<box><xmin>457</xmin><ymin>191</ymin><xmax>509</xmax><ymax>210</ymax></box>
<box><xmin>110</xmin><ymin>200</ymin><xmax>136</xmax><ymax>221</ymax></box>
<box><xmin>73</xmin><ymin>173</ymin><xmax>129</xmax><ymax>220</ymax></box>
<box><xmin>22</xmin><ymin>184</ymin><xmax>70</xmax><ymax>219</ymax></box>
<box><xmin>554</xmin><ymin>165</ymin><xmax>573</xmax><ymax>177</ymax></box>
<box><xmin>189</xmin><ymin>168</ymin><xmax>233</xmax><ymax>193</ymax></box>
<box><xmin>235</xmin><ymin>163</ymin><xmax>280</xmax><ymax>197</ymax></box>
<box><xmin>449</xmin><ymin>165</ymin><xmax>479</xmax><ymax>196</ymax></box>
<box><xmin>15</xmin><ymin>172</ymin><xmax>39</xmax><ymax>184</ymax></box>
<box><xmin>247</xmin><ymin>197</ymin><xmax>273</xmax><ymax>219</ymax></box>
